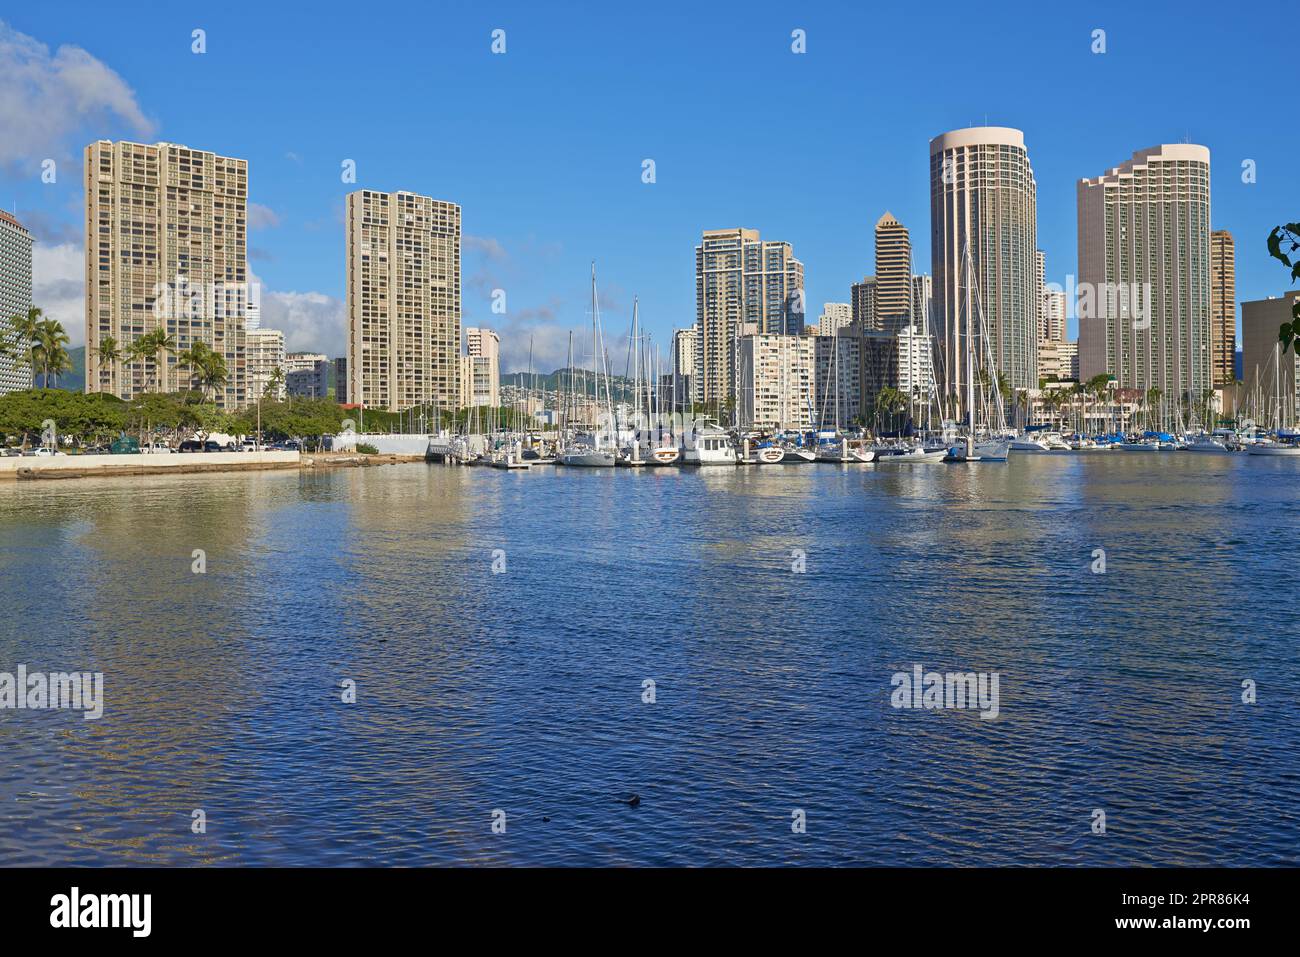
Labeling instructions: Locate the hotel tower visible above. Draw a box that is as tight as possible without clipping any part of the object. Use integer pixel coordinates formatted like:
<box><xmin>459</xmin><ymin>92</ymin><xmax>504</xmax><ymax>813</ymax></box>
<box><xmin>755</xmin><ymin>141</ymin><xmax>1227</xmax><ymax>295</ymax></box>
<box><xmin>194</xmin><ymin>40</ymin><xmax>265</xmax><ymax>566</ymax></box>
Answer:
<box><xmin>1077</xmin><ymin>145</ymin><xmax>1212</xmax><ymax>398</ymax></box>
<box><xmin>0</xmin><ymin>211</ymin><xmax>33</xmax><ymax>394</ymax></box>
<box><xmin>929</xmin><ymin>127</ymin><xmax>1038</xmax><ymax>411</ymax></box>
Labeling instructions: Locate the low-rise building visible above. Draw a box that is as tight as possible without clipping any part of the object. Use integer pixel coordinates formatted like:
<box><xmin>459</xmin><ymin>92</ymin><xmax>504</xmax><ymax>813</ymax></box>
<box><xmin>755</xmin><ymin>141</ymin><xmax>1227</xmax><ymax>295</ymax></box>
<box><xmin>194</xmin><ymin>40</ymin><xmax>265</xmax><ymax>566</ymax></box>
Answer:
<box><xmin>285</xmin><ymin>352</ymin><xmax>329</xmax><ymax>398</ymax></box>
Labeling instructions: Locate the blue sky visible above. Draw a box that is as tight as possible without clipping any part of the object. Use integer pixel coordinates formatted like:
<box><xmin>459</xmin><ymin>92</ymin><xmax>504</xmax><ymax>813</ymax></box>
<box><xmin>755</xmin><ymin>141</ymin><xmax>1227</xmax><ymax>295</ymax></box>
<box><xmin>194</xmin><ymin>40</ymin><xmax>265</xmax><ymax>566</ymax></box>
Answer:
<box><xmin>2</xmin><ymin>0</ymin><xmax>1295</xmax><ymax>373</ymax></box>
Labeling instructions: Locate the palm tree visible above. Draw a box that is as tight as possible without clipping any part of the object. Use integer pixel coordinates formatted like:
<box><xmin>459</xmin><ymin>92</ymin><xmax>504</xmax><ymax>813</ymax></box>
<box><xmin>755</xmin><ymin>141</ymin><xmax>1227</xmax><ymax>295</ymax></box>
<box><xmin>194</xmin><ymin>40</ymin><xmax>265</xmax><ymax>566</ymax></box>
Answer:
<box><xmin>35</xmin><ymin>318</ymin><xmax>70</xmax><ymax>388</ymax></box>
<box><xmin>177</xmin><ymin>341</ymin><xmax>211</xmax><ymax>395</ymax></box>
<box><xmin>199</xmin><ymin>350</ymin><xmax>228</xmax><ymax>403</ymax></box>
<box><xmin>267</xmin><ymin>366</ymin><xmax>285</xmax><ymax>401</ymax></box>
<box><xmin>94</xmin><ymin>335</ymin><xmax>123</xmax><ymax>394</ymax></box>
<box><xmin>129</xmin><ymin>329</ymin><xmax>177</xmax><ymax>394</ymax></box>
<box><xmin>874</xmin><ymin>386</ymin><xmax>907</xmax><ymax>434</ymax></box>
<box><xmin>995</xmin><ymin>372</ymin><xmax>1012</xmax><ymax>407</ymax></box>
<box><xmin>3</xmin><ymin>306</ymin><xmax>43</xmax><ymax>388</ymax></box>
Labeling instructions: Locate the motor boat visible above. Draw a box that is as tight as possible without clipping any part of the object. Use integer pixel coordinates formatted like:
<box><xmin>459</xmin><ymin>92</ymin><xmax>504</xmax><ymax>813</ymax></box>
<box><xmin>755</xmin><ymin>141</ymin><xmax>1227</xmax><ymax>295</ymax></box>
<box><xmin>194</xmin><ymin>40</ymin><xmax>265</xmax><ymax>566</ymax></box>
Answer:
<box><xmin>681</xmin><ymin>426</ymin><xmax>737</xmax><ymax>466</ymax></box>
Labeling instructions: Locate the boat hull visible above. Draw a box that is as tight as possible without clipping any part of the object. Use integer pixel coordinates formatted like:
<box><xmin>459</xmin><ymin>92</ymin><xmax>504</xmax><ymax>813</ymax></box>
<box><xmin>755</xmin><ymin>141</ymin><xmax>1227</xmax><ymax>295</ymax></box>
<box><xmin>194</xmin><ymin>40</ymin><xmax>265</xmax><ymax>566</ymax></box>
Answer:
<box><xmin>556</xmin><ymin>450</ymin><xmax>617</xmax><ymax>467</ymax></box>
<box><xmin>781</xmin><ymin>448</ymin><xmax>817</xmax><ymax>464</ymax></box>
<box><xmin>875</xmin><ymin>448</ymin><xmax>947</xmax><ymax>463</ymax></box>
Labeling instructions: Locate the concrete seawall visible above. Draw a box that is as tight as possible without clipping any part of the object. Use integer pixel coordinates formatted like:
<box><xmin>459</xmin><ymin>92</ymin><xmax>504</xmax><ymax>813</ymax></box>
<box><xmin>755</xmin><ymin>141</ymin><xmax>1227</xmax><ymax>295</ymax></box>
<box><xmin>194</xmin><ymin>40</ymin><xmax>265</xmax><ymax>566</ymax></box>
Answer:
<box><xmin>0</xmin><ymin>450</ymin><xmax>301</xmax><ymax>481</ymax></box>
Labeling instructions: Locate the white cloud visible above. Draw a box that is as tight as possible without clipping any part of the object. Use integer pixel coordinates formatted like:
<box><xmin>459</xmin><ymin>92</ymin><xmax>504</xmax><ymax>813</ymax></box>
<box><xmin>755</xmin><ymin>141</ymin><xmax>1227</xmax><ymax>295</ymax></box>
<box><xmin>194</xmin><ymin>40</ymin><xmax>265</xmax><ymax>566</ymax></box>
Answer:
<box><xmin>32</xmin><ymin>242</ymin><xmax>84</xmax><ymax>346</ymax></box>
<box><xmin>30</xmin><ymin>253</ymin><xmax>344</xmax><ymax>358</ymax></box>
<box><xmin>464</xmin><ymin>234</ymin><xmax>507</xmax><ymax>262</ymax></box>
<box><xmin>251</xmin><ymin>271</ymin><xmax>345</xmax><ymax>357</ymax></box>
<box><xmin>248</xmin><ymin>203</ymin><xmax>280</xmax><ymax>229</ymax></box>
<box><xmin>0</xmin><ymin>20</ymin><xmax>154</xmax><ymax>171</ymax></box>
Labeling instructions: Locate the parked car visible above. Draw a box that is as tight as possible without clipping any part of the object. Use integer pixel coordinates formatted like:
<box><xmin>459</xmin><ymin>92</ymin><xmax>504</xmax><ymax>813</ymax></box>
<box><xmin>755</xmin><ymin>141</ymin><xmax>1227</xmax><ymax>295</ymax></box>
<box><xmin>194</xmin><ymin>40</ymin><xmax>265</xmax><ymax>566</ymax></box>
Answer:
<box><xmin>178</xmin><ymin>439</ymin><xmax>202</xmax><ymax>452</ymax></box>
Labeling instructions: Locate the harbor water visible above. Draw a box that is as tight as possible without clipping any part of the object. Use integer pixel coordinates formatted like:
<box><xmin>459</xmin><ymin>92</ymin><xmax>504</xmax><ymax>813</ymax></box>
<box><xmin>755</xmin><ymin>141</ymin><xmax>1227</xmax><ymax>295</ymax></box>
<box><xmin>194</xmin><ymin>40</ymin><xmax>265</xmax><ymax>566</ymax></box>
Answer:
<box><xmin>1</xmin><ymin>454</ymin><xmax>1296</xmax><ymax>865</ymax></box>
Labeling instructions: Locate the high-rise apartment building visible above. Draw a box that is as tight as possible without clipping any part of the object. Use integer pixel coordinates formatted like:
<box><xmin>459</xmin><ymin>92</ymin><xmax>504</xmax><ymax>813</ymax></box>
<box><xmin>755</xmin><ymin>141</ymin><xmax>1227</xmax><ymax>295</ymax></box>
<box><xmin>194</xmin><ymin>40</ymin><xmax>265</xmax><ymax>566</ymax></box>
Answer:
<box><xmin>462</xmin><ymin>326</ymin><xmax>500</xmax><ymax>407</ymax></box>
<box><xmin>1034</xmin><ymin>250</ymin><xmax>1046</xmax><ymax>344</ymax></box>
<box><xmin>84</xmin><ymin>140</ymin><xmax>250</xmax><ymax>407</ymax></box>
<box><xmin>695</xmin><ymin>228</ymin><xmax>804</xmax><ymax>409</ymax></box>
<box><xmin>874</xmin><ymin>213</ymin><xmax>912</xmax><ymax>333</ymax></box>
<box><xmin>1040</xmin><ymin>289</ymin><xmax>1067</xmax><ymax>343</ymax></box>
<box><xmin>245</xmin><ymin>327</ymin><xmax>285</xmax><ymax>400</ymax></box>
<box><xmin>818</xmin><ymin>302</ymin><xmax>852</xmax><ymax>337</ymax></box>
<box><xmin>930</xmin><ymin>127</ymin><xmax>1038</xmax><ymax>408</ymax></box>
<box><xmin>346</xmin><ymin>189</ymin><xmax>461</xmax><ymax>412</ymax></box>
<box><xmin>1078</xmin><ymin>145</ymin><xmax>1212</xmax><ymax>399</ymax></box>
<box><xmin>1211</xmin><ymin>230</ymin><xmax>1237</xmax><ymax>386</ymax></box>
<box><xmin>738</xmin><ymin>333</ymin><xmax>814</xmax><ymax>431</ymax></box>
<box><xmin>851</xmin><ymin>277</ymin><xmax>877</xmax><ymax>330</ymax></box>
<box><xmin>0</xmin><ymin>211</ymin><xmax>33</xmax><ymax>394</ymax></box>
<box><xmin>896</xmin><ymin>324</ymin><xmax>935</xmax><ymax>405</ymax></box>
<box><xmin>670</xmin><ymin>325</ymin><xmax>700</xmax><ymax>410</ymax></box>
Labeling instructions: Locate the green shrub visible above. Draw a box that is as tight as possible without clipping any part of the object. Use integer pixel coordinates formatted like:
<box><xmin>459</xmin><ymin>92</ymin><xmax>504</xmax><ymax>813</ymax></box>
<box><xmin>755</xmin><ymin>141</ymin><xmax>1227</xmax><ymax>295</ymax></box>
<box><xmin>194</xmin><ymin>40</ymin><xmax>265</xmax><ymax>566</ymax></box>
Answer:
<box><xmin>355</xmin><ymin>442</ymin><xmax>379</xmax><ymax>455</ymax></box>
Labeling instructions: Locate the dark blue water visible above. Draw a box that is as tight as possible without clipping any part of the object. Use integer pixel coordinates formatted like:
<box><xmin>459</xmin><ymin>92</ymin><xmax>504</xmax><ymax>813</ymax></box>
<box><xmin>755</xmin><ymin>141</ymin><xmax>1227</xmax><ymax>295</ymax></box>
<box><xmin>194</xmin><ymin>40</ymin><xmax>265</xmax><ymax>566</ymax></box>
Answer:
<box><xmin>1</xmin><ymin>455</ymin><xmax>1297</xmax><ymax>865</ymax></box>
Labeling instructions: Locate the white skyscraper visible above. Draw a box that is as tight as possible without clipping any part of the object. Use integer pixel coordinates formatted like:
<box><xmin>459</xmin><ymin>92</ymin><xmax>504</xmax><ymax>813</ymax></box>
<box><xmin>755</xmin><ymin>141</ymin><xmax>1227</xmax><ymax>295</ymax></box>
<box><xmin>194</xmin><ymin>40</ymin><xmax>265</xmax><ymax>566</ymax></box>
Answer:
<box><xmin>0</xmin><ymin>211</ymin><xmax>33</xmax><ymax>394</ymax></box>
<box><xmin>930</xmin><ymin>127</ymin><xmax>1038</xmax><ymax>409</ymax></box>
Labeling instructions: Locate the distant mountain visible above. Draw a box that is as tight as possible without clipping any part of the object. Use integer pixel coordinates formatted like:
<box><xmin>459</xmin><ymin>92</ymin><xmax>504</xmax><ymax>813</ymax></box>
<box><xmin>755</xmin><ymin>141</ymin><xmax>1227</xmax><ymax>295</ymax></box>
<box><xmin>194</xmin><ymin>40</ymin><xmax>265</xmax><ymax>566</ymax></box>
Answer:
<box><xmin>35</xmin><ymin>348</ymin><xmax>338</xmax><ymax>398</ymax></box>
<box><xmin>502</xmin><ymin>367</ymin><xmax>637</xmax><ymax>392</ymax></box>
<box><xmin>63</xmin><ymin>346</ymin><xmax>86</xmax><ymax>392</ymax></box>
<box><xmin>21</xmin><ymin>345</ymin><xmax>85</xmax><ymax>391</ymax></box>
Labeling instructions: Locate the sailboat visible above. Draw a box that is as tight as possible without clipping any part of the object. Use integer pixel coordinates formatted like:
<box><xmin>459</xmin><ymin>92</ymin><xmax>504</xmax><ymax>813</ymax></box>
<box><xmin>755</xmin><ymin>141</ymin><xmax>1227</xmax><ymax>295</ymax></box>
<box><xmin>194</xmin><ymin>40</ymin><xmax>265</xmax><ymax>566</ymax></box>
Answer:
<box><xmin>814</xmin><ymin>331</ymin><xmax>875</xmax><ymax>462</ymax></box>
<box><xmin>946</xmin><ymin>241</ymin><xmax>1009</xmax><ymax>462</ymax></box>
<box><xmin>557</xmin><ymin>264</ymin><xmax>617</xmax><ymax>467</ymax></box>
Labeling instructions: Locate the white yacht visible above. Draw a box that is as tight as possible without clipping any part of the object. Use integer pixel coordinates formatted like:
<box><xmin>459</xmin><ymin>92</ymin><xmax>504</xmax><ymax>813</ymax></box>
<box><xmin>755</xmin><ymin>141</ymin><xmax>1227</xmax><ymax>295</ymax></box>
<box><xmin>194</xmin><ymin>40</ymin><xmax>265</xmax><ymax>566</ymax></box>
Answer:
<box><xmin>681</xmin><ymin>427</ymin><xmax>737</xmax><ymax>466</ymax></box>
<box><xmin>1183</xmin><ymin>433</ymin><xmax>1231</xmax><ymax>453</ymax></box>
<box><xmin>1246</xmin><ymin>440</ymin><xmax>1300</xmax><ymax>456</ymax></box>
<box><xmin>1009</xmin><ymin>434</ymin><xmax>1052</xmax><ymax>453</ymax></box>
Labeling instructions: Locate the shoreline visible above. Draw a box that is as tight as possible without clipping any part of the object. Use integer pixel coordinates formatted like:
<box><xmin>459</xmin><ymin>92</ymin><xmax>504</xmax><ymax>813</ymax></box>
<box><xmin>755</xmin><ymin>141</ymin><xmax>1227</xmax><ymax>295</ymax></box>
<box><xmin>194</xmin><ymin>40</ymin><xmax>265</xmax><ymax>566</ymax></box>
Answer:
<box><xmin>0</xmin><ymin>449</ymin><xmax>434</xmax><ymax>482</ymax></box>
